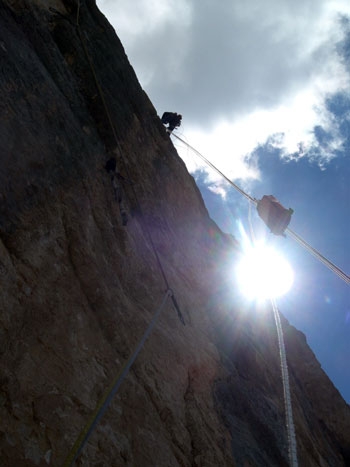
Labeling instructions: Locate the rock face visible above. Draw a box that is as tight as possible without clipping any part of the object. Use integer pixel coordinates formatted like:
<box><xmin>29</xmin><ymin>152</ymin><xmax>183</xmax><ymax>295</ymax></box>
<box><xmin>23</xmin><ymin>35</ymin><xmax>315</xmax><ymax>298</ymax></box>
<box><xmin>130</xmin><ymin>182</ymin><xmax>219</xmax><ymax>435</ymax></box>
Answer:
<box><xmin>0</xmin><ymin>1</ymin><xmax>349</xmax><ymax>466</ymax></box>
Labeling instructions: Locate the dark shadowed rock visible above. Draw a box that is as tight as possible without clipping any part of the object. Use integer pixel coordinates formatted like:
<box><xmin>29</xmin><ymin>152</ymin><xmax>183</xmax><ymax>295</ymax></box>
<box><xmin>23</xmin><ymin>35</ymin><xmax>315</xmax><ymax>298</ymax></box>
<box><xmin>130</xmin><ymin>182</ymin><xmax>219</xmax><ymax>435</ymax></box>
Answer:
<box><xmin>0</xmin><ymin>1</ymin><xmax>349</xmax><ymax>466</ymax></box>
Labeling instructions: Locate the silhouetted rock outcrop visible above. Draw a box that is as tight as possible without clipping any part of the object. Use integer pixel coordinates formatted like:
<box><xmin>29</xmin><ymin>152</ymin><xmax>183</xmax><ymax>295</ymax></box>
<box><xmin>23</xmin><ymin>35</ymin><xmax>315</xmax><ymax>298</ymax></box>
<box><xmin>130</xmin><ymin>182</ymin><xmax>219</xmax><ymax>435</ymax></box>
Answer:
<box><xmin>0</xmin><ymin>1</ymin><xmax>349</xmax><ymax>466</ymax></box>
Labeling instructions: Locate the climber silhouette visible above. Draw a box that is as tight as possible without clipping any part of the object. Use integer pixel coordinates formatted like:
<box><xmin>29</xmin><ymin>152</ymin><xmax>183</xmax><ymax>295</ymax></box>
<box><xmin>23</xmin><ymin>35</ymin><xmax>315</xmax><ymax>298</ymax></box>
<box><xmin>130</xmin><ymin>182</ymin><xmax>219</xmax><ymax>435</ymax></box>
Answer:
<box><xmin>161</xmin><ymin>112</ymin><xmax>182</xmax><ymax>134</ymax></box>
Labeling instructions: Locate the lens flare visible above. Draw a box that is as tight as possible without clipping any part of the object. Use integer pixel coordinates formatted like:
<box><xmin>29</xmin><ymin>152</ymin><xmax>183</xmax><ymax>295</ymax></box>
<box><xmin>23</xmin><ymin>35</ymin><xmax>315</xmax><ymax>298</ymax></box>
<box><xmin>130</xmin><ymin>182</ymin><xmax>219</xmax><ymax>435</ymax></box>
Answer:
<box><xmin>237</xmin><ymin>244</ymin><xmax>294</xmax><ymax>300</ymax></box>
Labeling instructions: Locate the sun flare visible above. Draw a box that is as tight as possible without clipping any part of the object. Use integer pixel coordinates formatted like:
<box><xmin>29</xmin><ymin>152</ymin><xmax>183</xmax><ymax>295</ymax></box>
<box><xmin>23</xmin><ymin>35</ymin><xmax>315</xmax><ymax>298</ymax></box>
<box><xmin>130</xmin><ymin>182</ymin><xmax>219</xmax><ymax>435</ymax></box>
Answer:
<box><xmin>237</xmin><ymin>244</ymin><xmax>294</xmax><ymax>300</ymax></box>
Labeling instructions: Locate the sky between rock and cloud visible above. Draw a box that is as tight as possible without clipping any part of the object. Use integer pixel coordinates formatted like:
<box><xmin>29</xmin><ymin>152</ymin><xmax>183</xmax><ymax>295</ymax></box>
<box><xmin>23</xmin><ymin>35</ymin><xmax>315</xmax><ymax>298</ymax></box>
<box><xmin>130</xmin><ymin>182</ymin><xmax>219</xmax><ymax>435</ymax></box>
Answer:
<box><xmin>97</xmin><ymin>0</ymin><xmax>350</xmax><ymax>403</ymax></box>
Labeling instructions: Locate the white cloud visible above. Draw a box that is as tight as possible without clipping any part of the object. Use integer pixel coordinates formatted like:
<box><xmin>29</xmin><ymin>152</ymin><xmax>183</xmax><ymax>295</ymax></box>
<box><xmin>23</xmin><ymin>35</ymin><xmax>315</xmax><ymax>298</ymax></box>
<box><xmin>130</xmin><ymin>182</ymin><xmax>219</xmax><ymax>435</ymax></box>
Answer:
<box><xmin>97</xmin><ymin>0</ymin><xmax>350</xmax><ymax>181</ymax></box>
<box><xmin>98</xmin><ymin>0</ymin><xmax>192</xmax><ymax>85</ymax></box>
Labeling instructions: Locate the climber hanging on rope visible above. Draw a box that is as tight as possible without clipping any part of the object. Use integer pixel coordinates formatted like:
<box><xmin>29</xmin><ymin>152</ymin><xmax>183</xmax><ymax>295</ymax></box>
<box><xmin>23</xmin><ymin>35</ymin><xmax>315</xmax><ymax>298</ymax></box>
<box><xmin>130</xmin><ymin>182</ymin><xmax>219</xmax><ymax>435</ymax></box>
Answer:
<box><xmin>161</xmin><ymin>112</ymin><xmax>182</xmax><ymax>134</ymax></box>
<box><xmin>105</xmin><ymin>157</ymin><xmax>129</xmax><ymax>226</ymax></box>
<box><xmin>257</xmin><ymin>195</ymin><xmax>294</xmax><ymax>236</ymax></box>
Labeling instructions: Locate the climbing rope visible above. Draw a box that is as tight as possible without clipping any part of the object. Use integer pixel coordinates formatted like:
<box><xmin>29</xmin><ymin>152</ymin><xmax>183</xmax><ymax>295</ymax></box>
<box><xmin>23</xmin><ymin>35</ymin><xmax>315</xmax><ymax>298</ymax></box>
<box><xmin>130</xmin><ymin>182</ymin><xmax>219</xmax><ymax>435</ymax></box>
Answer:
<box><xmin>75</xmin><ymin>1</ymin><xmax>185</xmax><ymax>322</ymax></box>
<box><xmin>172</xmin><ymin>133</ymin><xmax>350</xmax><ymax>286</ymax></box>
<box><xmin>271</xmin><ymin>298</ymin><xmax>298</xmax><ymax>467</ymax></box>
<box><xmin>246</xmin><ymin>200</ymin><xmax>298</xmax><ymax>467</ymax></box>
<box><xmin>63</xmin><ymin>290</ymin><xmax>172</xmax><ymax>467</ymax></box>
<box><xmin>286</xmin><ymin>228</ymin><xmax>350</xmax><ymax>285</ymax></box>
<box><xmin>173</xmin><ymin>134</ymin><xmax>257</xmax><ymax>204</ymax></box>
<box><xmin>248</xmin><ymin>200</ymin><xmax>257</xmax><ymax>245</ymax></box>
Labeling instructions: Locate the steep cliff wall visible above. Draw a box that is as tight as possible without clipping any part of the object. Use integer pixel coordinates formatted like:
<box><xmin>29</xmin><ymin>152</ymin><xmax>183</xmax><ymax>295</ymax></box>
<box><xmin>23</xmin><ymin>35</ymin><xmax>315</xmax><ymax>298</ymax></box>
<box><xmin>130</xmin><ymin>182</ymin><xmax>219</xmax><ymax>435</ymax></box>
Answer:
<box><xmin>0</xmin><ymin>1</ymin><xmax>349</xmax><ymax>466</ymax></box>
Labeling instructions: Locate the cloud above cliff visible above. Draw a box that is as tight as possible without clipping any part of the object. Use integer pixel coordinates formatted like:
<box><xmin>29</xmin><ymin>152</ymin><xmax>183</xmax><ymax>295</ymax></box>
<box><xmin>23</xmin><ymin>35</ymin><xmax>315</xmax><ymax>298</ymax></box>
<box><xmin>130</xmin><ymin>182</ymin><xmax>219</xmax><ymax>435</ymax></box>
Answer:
<box><xmin>97</xmin><ymin>0</ymin><xmax>350</xmax><ymax>180</ymax></box>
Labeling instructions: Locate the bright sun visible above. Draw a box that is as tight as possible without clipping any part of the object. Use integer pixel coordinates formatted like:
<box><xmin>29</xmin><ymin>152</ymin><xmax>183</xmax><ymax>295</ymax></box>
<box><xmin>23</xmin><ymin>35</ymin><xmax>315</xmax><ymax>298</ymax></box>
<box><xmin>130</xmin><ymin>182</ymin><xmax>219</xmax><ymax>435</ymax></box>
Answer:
<box><xmin>236</xmin><ymin>244</ymin><xmax>294</xmax><ymax>300</ymax></box>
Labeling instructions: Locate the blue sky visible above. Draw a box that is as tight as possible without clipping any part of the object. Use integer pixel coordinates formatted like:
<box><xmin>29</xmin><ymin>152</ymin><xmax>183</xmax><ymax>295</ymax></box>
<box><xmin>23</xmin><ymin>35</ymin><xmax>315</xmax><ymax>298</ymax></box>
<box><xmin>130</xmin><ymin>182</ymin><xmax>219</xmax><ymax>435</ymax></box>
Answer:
<box><xmin>195</xmin><ymin>130</ymin><xmax>350</xmax><ymax>402</ymax></box>
<box><xmin>97</xmin><ymin>0</ymin><xmax>350</xmax><ymax>403</ymax></box>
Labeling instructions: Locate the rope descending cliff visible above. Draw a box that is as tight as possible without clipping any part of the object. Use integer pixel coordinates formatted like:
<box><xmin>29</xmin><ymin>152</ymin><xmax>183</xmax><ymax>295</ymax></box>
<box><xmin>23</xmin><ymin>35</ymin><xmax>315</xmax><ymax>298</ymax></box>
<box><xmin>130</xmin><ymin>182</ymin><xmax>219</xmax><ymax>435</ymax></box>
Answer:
<box><xmin>74</xmin><ymin>0</ymin><xmax>185</xmax><ymax>323</ymax></box>
<box><xmin>63</xmin><ymin>290</ymin><xmax>172</xmax><ymax>467</ymax></box>
<box><xmin>272</xmin><ymin>298</ymin><xmax>298</xmax><ymax>467</ymax></box>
